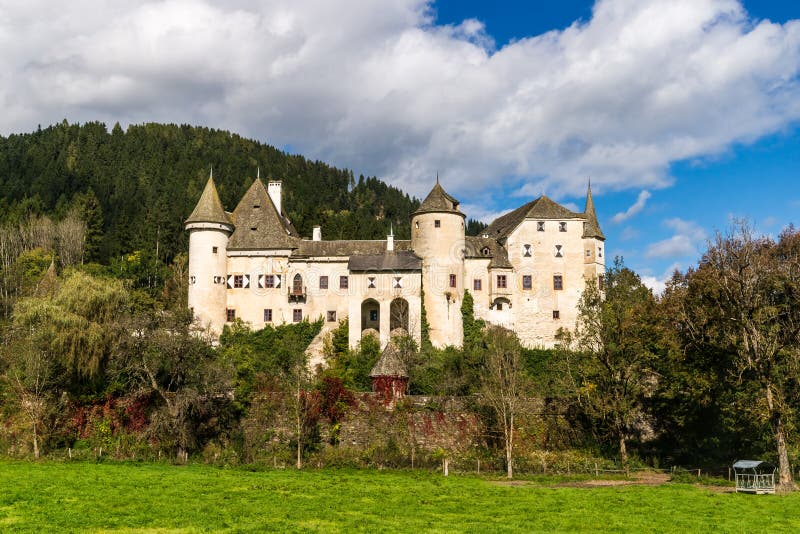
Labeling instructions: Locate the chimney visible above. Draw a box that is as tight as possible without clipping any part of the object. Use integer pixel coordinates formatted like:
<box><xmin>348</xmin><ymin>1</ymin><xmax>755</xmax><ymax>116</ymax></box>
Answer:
<box><xmin>387</xmin><ymin>224</ymin><xmax>394</xmax><ymax>252</ymax></box>
<box><xmin>268</xmin><ymin>181</ymin><xmax>282</xmax><ymax>216</ymax></box>
<box><xmin>312</xmin><ymin>226</ymin><xmax>322</xmax><ymax>241</ymax></box>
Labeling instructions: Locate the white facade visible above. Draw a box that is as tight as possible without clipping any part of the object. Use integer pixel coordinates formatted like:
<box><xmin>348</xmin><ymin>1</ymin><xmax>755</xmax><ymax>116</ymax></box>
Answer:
<box><xmin>186</xmin><ymin>176</ymin><xmax>605</xmax><ymax>350</ymax></box>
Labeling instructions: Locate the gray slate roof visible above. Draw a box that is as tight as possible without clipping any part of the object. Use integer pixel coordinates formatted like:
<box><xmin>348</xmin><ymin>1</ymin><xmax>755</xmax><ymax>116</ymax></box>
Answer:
<box><xmin>348</xmin><ymin>251</ymin><xmax>422</xmax><ymax>272</ymax></box>
<box><xmin>482</xmin><ymin>188</ymin><xmax>605</xmax><ymax>242</ymax></box>
<box><xmin>465</xmin><ymin>236</ymin><xmax>512</xmax><ymax>269</ymax></box>
<box><xmin>185</xmin><ymin>177</ymin><xmax>233</xmax><ymax>226</ymax></box>
<box><xmin>294</xmin><ymin>239</ymin><xmax>412</xmax><ymax>257</ymax></box>
<box><xmin>369</xmin><ymin>341</ymin><xmax>408</xmax><ymax>377</ymax></box>
<box><xmin>582</xmin><ymin>185</ymin><xmax>605</xmax><ymax>240</ymax></box>
<box><xmin>413</xmin><ymin>182</ymin><xmax>465</xmax><ymax>216</ymax></box>
<box><xmin>483</xmin><ymin>195</ymin><xmax>582</xmax><ymax>240</ymax></box>
<box><xmin>228</xmin><ymin>179</ymin><xmax>299</xmax><ymax>250</ymax></box>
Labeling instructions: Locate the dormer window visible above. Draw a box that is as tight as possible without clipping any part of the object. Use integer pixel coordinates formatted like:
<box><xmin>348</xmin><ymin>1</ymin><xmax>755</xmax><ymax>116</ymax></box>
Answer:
<box><xmin>253</xmin><ymin>204</ymin><xmax>260</xmax><ymax>209</ymax></box>
<box><xmin>250</xmin><ymin>227</ymin><xmax>257</xmax><ymax>231</ymax></box>
<box><xmin>559</xmin><ymin>222</ymin><xmax>567</xmax><ymax>232</ymax></box>
<box><xmin>482</xmin><ymin>247</ymin><xmax>490</xmax><ymax>256</ymax></box>
<box><xmin>537</xmin><ymin>221</ymin><xmax>545</xmax><ymax>232</ymax></box>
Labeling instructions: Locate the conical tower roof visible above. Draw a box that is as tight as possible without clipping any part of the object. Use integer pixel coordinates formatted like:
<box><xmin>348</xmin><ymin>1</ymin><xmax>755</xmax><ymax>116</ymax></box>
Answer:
<box><xmin>582</xmin><ymin>182</ymin><xmax>605</xmax><ymax>240</ymax></box>
<box><xmin>369</xmin><ymin>341</ymin><xmax>408</xmax><ymax>378</ymax></box>
<box><xmin>186</xmin><ymin>177</ymin><xmax>232</xmax><ymax>226</ymax></box>
<box><xmin>228</xmin><ymin>179</ymin><xmax>298</xmax><ymax>250</ymax></box>
<box><xmin>413</xmin><ymin>180</ymin><xmax>464</xmax><ymax>217</ymax></box>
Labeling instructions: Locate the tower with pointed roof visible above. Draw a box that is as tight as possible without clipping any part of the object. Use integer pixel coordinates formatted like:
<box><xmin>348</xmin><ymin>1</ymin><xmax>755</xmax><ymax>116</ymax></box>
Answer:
<box><xmin>411</xmin><ymin>179</ymin><xmax>465</xmax><ymax>348</ymax></box>
<box><xmin>185</xmin><ymin>173</ymin><xmax>234</xmax><ymax>333</ymax></box>
<box><xmin>582</xmin><ymin>182</ymin><xmax>606</xmax><ymax>284</ymax></box>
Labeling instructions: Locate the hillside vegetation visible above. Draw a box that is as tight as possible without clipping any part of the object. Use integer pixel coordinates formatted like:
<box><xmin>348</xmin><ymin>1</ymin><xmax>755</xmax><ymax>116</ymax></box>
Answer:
<box><xmin>0</xmin><ymin>121</ymin><xmax>420</xmax><ymax>263</ymax></box>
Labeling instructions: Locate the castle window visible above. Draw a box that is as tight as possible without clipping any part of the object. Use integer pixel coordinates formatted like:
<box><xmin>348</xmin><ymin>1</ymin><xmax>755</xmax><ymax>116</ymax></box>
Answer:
<box><xmin>212</xmin><ymin>246</ymin><xmax>218</xmax><ymax>254</ymax></box>
<box><xmin>253</xmin><ymin>204</ymin><xmax>260</xmax><ymax>209</ymax></box>
<box><xmin>264</xmin><ymin>309</ymin><xmax>272</xmax><ymax>322</ymax></box>
<box><xmin>598</xmin><ymin>274</ymin><xmax>605</xmax><ymax>291</ymax></box>
<box><xmin>226</xmin><ymin>309</ymin><xmax>236</xmax><ymax>322</ymax></box>
<box><xmin>449</xmin><ymin>274</ymin><xmax>457</xmax><ymax>288</ymax></box>
<box><xmin>233</xmin><ymin>275</ymin><xmax>244</xmax><ymax>288</ymax></box>
<box><xmin>293</xmin><ymin>309</ymin><xmax>302</xmax><ymax>322</ymax></box>
<box><xmin>553</xmin><ymin>310</ymin><xmax>560</xmax><ymax>320</ymax></box>
<box><xmin>393</xmin><ymin>276</ymin><xmax>402</xmax><ymax>288</ymax></box>
<box><xmin>320</xmin><ymin>275</ymin><xmax>328</xmax><ymax>289</ymax></box>
<box><xmin>265</xmin><ymin>275</ymin><xmax>275</xmax><ymax>288</ymax></box>
<box><xmin>559</xmin><ymin>222</ymin><xmax>567</xmax><ymax>232</ymax></box>
<box><xmin>586</xmin><ymin>249</ymin><xmax>591</xmax><ymax>257</ymax></box>
<box><xmin>327</xmin><ymin>310</ymin><xmax>337</xmax><ymax>322</ymax></box>
<box><xmin>292</xmin><ymin>274</ymin><xmax>303</xmax><ymax>296</ymax></box>
<box><xmin>368</xmin><ymin>277</ymin><xmax>376</xmax><ymax>289</ymax></box>
<box><xmin>251</xmin><ymin>227</ymin><xmax>257</xmax><ymax>231</ymax></box>
<box><xmin>497</xmin><ymin>275</ymin><xmax>507</xmax><ymax>289</ymax></box>
<box><xmin>415</xmin><ymin>221</ymin><xmax>419</xmax><ymax>229</ymax></box>
<box><xmin>537</xmin><ymin>221</ymin><xmax>545</xmax><ymax>232</ymax></box>
<box><xmin>555</xmin><ymin>245</ymin><xmax>563</xmax><ymax>258</ymax></box>
<box><xmin>553</xmin><ymin>275</ymin><xmax>563</xmax><ymax>291</ymax></box>
<box><xmin>190</xmin><ymin>276</ymin><xmax>196</xmax><ymax>285</ymax></box>
<box><xmin>474</xmin><ymin>279</ymin><xmax>482</xmax><ymax>291</ymax></box>
<box><xmin>598</xmin><ymin>246</ymin><xmax>603</xmax><ymax>258</ymax></box>
<box><xmin>214</xmin><ymin>275</ymin><xmax>223</xmax><ymax>284</ymax></box>
<box><xmin>523</xmin><ymin>244</ymin><xmax>532</xmax><ymax>257</ymax></box>
<box><xmin>340</xmin><ymin>276</ymin><xmax>349</xmax><ymax>289</ymax></box>
<box><xmin>522</xmin><ymin>275</ymin><xmax>532</xmax><ymax>290</ymax></box>
<box><xmin>435</xmin><ymin>220</ymin><xmax>441</xmax><ymax>228</ymax></box>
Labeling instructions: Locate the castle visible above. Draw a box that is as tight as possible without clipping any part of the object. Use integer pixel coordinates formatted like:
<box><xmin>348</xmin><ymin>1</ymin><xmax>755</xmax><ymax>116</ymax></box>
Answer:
<box><xmin>186</xmin><ymin>174</ymin><xmax>605</xmax><ymax>349</ymax></box>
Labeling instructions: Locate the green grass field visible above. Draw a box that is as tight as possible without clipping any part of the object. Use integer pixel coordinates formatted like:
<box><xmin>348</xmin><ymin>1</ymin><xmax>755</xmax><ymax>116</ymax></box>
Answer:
<box><xmin>1</xmin><ymin>461</ymin><xmax>799</xmax><ymax>533</ymax></box>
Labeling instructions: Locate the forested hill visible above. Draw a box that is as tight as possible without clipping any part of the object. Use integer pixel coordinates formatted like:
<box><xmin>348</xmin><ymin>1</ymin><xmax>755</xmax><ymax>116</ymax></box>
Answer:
<box><xmin>0</xmin><ymin>121</ymin><xmax>420</xmax><ymax>263</ymax></box>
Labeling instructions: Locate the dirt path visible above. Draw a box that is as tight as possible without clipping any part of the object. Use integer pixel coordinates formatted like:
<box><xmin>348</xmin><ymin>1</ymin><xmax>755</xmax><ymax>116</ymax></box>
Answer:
<box><xmin>492</xmin><ymin>471</ymin><xmax>735</xmax><ymax>492</ymax></box>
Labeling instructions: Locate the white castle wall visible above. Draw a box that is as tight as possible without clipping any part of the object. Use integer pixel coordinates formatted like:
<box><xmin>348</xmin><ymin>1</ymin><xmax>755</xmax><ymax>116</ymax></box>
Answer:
<box><xmin>187</xmin><ymin>223</ymin><xmax>232</xmax><ymax>336</ymax></box>
<box><xmin>411</xmin><ymin>211</ymin><xmax>465</xmax><ymax>348</ymax></box>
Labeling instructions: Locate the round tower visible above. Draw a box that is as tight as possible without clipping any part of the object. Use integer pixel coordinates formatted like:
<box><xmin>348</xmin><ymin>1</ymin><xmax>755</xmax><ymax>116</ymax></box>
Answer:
<box><xmin>185</xmin><ymin>175</ymin><xmax>234</xmax><ymax>335</ymax></box>
<box><xmin>411</xmin><ymin>180</ymin><xmax>465</xmax><ymax>348</ymax></box>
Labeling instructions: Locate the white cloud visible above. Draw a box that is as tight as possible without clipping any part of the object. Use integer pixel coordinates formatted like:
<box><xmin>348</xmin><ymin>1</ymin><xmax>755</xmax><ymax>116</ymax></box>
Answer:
<box><xmin>1</xmin><ymin>0</ymin><xmax>799</xmax><ymax>199</ymax></box>
<box><xmin>460</xmin><ymin>203</ymin><xmax>511</xmax><ymax>224</ymax></box>
<box><xmin>645</xmin><ymin>218</ymin><xmax>707</xmax><ymax>258</ymax></box>
<box><xmin>612</xmin><ymin>190</ymin><xmax>652</xmax><ymax>223</ymax></box>
<box><xmin>640</xmin><ymin>275</ymin><xmax>667</xmax><ymax>295</ymax></box>
<box><xmin>640</xmin><ymin>262</ymin><xmax>683</xmax><ymax>295</ymax></box>
<box><xmin>620</xmin><ymin>226</ymin><xmax>640</xmax><ymax>241</ymax></box>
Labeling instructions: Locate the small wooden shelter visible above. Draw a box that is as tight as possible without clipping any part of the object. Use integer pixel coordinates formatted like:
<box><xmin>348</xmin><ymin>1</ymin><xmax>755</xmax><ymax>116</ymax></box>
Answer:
<box><xmin>369</xmin><ymin>340</ymin><xmax>408</xmax><ymax>406</ymax></box>
<box><xmin>732</xmin><ymin>460</ymin><xmax>776</xmax><ymax>494</ymax></box>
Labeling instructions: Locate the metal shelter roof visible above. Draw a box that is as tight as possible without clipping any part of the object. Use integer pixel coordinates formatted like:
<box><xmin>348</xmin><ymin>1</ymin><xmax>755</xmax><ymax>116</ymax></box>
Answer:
<box><xmin>733</xmin><ymin>460</ymin><xmax>775</xmax><ymax>472</ymax></box>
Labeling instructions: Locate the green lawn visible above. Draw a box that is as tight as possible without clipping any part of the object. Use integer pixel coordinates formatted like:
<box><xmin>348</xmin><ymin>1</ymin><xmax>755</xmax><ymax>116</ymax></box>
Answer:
<box><xmin>1</xmin><ymin>461</ymin><xmax>798</xmax><ymax>533</ymax></box>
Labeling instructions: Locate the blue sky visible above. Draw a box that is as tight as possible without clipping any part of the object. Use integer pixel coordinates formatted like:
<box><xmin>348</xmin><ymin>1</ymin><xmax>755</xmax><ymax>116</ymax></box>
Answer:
<box><xmin>0</xmin><ymin>0</ymin><xmax>798</xmax><ymax>291</ymax></box>
<box><xmin>434</xmin><ymin>0</ymin><xmax>800</xmax><ymax>290</ymax></box>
